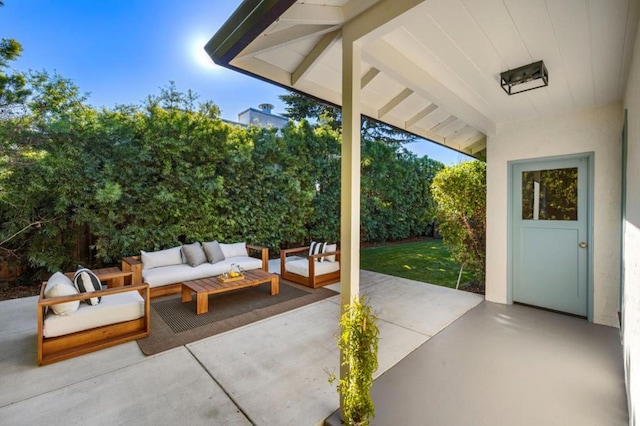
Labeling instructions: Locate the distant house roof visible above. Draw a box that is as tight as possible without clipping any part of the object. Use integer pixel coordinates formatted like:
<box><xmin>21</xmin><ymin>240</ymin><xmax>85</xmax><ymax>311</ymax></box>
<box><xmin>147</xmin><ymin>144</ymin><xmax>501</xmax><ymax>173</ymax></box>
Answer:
<box><xmin>223</xmin><ymin>103</ymin><xmax>288</xmax><ymax>130</ymax></box>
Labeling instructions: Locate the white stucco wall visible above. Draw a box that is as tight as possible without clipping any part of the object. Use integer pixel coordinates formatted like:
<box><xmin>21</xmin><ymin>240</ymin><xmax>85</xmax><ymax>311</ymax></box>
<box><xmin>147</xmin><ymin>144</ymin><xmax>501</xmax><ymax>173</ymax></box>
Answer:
<box><xmin>623</xmin><ymin>16</ymin><xmax>640</xmax><ymax>426</ymax></box>
<box><xmin>485</xmin><ymin>103</ymin><xmax>622</xmax><ymax>327</ymax></box>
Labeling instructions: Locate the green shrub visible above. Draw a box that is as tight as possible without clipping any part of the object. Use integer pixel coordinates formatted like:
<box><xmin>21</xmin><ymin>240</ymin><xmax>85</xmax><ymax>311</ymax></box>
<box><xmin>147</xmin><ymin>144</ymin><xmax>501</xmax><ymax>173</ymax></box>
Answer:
<box><xmin>431</xmin><ymin>161</ymin><xmax>486</xmax><ymax>285</ymax></box>
<box><xmin>330</xmin><ymin>296</ymin><xmax>380</xmax><ymax>425</ymax></box>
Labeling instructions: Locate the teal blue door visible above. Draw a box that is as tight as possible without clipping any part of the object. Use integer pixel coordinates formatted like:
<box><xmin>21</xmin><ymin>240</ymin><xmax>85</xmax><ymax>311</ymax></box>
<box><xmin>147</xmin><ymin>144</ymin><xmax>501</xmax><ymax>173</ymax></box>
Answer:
<box><xmin>512</xmin><ymin>157</ymin><xmax>589</xmax><ymax>317</ymax></box>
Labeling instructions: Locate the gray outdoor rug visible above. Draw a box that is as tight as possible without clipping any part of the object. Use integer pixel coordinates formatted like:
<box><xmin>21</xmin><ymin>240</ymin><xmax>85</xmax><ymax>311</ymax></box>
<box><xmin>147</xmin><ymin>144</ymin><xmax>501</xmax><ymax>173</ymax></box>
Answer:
<box><xmin>136</xmin><ymin>279</ymin><xmax>337</xmax><ymax>355</ymax></box>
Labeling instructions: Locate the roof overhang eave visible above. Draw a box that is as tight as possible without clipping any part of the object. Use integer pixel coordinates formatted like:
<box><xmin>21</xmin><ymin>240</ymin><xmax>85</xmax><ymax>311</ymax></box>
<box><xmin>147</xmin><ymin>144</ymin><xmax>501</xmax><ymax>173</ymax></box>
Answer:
<box><xmin>205</xmin><ymin>0</ymin><xmax>296</xmax><ymax>66</ymax></box>
<box><xmin>206</xmin><ymin>0</ymin><xmax>485</xmax><ymax>159</ymax></box>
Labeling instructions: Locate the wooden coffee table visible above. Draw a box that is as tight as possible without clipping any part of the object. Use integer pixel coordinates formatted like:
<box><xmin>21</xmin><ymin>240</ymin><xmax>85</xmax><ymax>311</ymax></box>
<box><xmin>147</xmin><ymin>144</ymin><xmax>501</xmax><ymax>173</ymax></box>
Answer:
<box><xmin>181</xmin><ymin>269</ymin><xmax>279</xmax><ymax>315</ymax></box>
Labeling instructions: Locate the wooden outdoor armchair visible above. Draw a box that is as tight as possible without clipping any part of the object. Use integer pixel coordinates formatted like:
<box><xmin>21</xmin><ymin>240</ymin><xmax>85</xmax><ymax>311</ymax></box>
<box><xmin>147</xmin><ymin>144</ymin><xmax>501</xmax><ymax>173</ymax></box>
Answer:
<box><xmin>280</xmin><ymin>245</ymin><xmax>340</xmax><ymax>288</ymax></box>
<box><xmin>37</xmin><ymin>282</ymin><xmax>150</xmax><ymax>365</ymax></box>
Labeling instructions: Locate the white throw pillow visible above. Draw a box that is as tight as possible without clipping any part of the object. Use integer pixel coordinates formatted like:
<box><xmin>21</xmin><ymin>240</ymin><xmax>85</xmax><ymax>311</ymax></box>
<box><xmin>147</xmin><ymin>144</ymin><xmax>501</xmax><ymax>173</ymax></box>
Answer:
<box><xmin>325</xmin><ymin>243</ymin><xmax>337</xmax><ymax>262</ymax></box>
<box><xmin>141</xmin><ymin>246</ymin><xmax>183</xmax><ymax>270</ymax></box>
<box><xmin>219</xmin><ymin>242</ymin><xmax>247</xmax><ymax>258</ymax></box>
<box><xmin>44</xmin><ymin>272</ymin><xmax>80</xmax><ymax>315</ymax></box>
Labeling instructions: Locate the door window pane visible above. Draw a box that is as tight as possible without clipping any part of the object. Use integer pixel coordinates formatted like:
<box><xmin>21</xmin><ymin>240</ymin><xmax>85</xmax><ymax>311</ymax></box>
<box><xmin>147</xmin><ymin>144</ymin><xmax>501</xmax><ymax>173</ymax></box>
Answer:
<box><xmin>522</xmin><ymin>167</ymin><xmax>578</xmax><ymax>220</ymax></box>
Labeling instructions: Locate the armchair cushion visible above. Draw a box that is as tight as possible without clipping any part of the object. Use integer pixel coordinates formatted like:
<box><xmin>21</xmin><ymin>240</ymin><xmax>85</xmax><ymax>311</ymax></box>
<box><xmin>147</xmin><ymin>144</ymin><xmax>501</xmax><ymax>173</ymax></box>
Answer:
<box><xmin>44</xmin><ymin>272</ymin><xmax>80</xmax><ymax>315</ymax></box>
<box><xmin>325</xmin><ymin>244</ymin><xmax>337</xmax><ymax>262</ymax></box>
<box><xmin>43</xmin><ymin>290</ymin><xmax>145</xmax><ymax>338</ymax></box>
<box><xmin>285</xmin><ymin>258</ymin><xmax>340</xmax><ymax>278</ymax></box>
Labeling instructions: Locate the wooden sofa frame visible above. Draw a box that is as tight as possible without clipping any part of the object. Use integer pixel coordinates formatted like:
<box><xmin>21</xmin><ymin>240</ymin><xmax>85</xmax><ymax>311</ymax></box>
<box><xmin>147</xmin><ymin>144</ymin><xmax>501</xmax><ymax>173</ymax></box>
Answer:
<box><xmin>122</xmin><ymin>244</ymin><xmax>269</xmax><ymax>298</ymax></box>
<box><xmin>280</xmin><ymin>246</ymin><xmax>340</xmax><ymax>289</ymax></box>
<box><xmin>37</xmin><ymin>283</ymin><xmax>150</xmax><ymax>366</ymax></box>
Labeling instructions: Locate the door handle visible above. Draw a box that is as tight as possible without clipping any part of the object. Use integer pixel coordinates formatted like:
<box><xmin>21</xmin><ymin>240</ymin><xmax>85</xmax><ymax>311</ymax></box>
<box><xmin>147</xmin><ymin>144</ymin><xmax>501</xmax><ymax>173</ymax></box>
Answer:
<box><xmin>579</xmin><ymin>242</ymin><xmax>588</xmax><ymax>248</ymax></box>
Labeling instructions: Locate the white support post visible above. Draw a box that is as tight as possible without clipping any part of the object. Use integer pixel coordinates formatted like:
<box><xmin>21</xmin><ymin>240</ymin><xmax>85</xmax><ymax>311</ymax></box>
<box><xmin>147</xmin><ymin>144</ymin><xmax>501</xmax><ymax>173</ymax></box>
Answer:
<box><xmin>340</xmin><ymin>38</ymin><xmax>361</xmax><ymax>317</ymax></box>
<box><xmin>339</xmin><ymin>35</ymin><xmax>362</xmax><ymax>415</ymax></box>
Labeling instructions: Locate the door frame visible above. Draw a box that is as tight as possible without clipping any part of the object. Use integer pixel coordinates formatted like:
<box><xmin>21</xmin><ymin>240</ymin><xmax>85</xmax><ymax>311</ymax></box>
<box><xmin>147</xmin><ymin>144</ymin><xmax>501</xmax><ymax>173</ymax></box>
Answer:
<box><xmin>507</xmin><ymin>152</ymin><xmax>595</xmax><ymax>321</ymax></box>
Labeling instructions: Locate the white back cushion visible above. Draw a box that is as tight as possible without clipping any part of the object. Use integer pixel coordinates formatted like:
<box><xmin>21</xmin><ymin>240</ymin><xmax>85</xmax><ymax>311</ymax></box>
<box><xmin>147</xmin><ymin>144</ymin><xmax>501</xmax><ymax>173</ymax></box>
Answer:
<box><xmin>325</xmin><ymin>244</ymin><xmax>337</xmax><ymax>262</ymax></box>
<box><xmin>141</xmin><ymin>246</ymin><xmax>183</xmax><ymax>270</ymax></box>
<box><xmin>219</xmin><ymin>242</ymin><xmax>247</xmax><ymax>258</ymax></box>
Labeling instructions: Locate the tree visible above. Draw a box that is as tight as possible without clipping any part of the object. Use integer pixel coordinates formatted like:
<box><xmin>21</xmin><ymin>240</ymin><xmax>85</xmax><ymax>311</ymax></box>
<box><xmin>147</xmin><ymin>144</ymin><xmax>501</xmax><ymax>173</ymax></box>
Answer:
<box><xmin>0</xmin><ymin>2</ymin><xmax>30</xmax><ymax>116</ymax></box>
<box><xmin>0</xmin><ymin>42</ymin><xmax>30</xmax><ymax>117</ymax></box>
<box><xmin>361</xmin><ymin>140</ymin><xmax>444</xmax><ymax>241</ymax></box>
<box><xmin>279</xmin><ymin>91</ymin><xmax>416</xmax><ymax>145</ymax></box>
<box><xmin>431</xmin><ymin>161</ymin><xmax>486</xmax><ymax>285</ymax></box>
<box><xmin>0</xmin><ymin>71</ymin><xmax>95</xmax><ymax>278</ymax></box>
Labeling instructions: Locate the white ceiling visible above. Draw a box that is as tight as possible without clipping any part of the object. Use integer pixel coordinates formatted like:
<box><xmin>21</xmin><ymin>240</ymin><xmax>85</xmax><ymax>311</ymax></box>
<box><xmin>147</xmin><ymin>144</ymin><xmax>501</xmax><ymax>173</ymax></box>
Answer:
<box><xmin>220</xmin><ymin>0</ymin><xmax>640</xmax><ymax>158</ymax></box>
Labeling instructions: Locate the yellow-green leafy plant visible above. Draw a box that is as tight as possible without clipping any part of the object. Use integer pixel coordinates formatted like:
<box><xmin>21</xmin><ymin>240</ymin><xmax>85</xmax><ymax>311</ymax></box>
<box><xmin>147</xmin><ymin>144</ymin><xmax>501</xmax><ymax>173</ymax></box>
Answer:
<box><xmin>431</xmin><ymin>160</ymin><xmax>486</xmax><ymax>286</ymax></box>
<box><xmin>330</xmin><ymin>295</ymin><xmax>380</xmax><ymax>425</ymax></box>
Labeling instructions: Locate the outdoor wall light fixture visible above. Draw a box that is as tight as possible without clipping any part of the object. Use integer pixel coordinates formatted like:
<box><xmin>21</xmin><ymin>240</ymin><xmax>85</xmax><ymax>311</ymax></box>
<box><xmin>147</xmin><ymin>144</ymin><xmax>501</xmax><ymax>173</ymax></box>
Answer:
<box><xmin>500</xmin><ymin>60</ymin><xmax>548</xmax><ymax>95</ymax></box>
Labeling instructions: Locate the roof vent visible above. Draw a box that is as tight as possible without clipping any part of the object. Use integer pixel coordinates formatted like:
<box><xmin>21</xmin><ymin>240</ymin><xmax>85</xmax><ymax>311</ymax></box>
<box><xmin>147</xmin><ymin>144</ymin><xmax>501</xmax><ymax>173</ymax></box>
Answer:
<box><xmin>258</xmin><ymin>103</ymin><xmax>274</xmax><ymax>114</ymax></box>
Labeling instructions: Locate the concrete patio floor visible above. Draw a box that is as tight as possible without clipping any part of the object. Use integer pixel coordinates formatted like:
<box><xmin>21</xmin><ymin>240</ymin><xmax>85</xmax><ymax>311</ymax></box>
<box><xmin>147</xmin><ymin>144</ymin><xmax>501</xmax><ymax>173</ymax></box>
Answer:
<box><xmin>0</xmin><ymin>267</ymin><xmax>482</xmax><ymax>425</ymax></box>
<box><xmin>0</xmin><ymin>265</ymin><xmax>627</xmax><ymax>425</ymax></box>
<box><xmin>367</xmin><ymin>301</ymin><xmax>628</xmax><ymax>426</ymax></box>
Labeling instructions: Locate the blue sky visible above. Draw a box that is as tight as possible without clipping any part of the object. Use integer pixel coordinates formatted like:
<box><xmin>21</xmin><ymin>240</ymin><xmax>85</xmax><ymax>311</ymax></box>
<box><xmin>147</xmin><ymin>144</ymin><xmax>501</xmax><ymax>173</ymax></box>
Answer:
<box><xmin>1</xmin><ymin>0</ymin><xmax>470</xmax><ymax>165</ymax></box>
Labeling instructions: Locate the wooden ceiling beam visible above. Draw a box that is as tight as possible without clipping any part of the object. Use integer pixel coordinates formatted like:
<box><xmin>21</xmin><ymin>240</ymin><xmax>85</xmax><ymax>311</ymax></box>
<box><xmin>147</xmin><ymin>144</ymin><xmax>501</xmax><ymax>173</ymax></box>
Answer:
<box><xmin>405</xmin><ymin>103</ymin><xmax>438</xmax><ymax>128</ymax></box>
<box><xmin>238</xmin><ymin>24</ymin><xmax>340</xmax><ymax>58</ymax></box>
<box><xmin>292</xmin><ymin>29</ymin><xmax>341</xmax><ymax>86</ymax></box>
<box><xmin>360</xmin><ymin>67</ymin><xmax>379</xmax><ymax>89</ymax></box>
<box><xmin>378</xmin><ymin>88</ymin><xmax>413</xmax><ymax>118</ymax></box>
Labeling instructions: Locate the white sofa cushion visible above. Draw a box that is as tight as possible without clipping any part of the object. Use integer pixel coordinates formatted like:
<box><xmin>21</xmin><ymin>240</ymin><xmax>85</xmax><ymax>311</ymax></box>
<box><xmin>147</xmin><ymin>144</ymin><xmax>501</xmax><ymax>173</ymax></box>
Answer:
<box><xmin>143</xmin><ymin>264</ymin><xmax>201</xmax><ymax>288</ymax></box>
<box><xmin>141</xmin><ymin>246</ymin><xmax>183</xmax><ymax>270</ymax></box>
<box><xmin>142</xmin><ymin>255</ymin><xmax>264</xmax><ymax>288</ymax></box>
<box><xmin>216</xmin><ymin>257</ymin><xmax>263</xmax><ymax>272</ymax></box>
<box><xmin>44</xmin><ymin>272</ymin><xmax>80</xmax><ymax>315</ymax></box>
<box><xmin>285</xmin><ymin>259</ymin><xmax>340</xmax><ymax>277</ymax></box>
<box><xmin>193</xmin><ymin>262</ymin><xmax>232</xmax><ymax>279</ymax></box>
<box><xmin>192</xmin><ymin>257</ymin><xmax>264</xmax><ymax>280</ymax></box>
<box><xmin>220</xmin><ymin>242</ymin><xmax>247</xmax><ymax>258</ymax></box>
<box><xmin>43</xmin><ymin>290</ymin><xmax>144</xmax><ymax>338</ymax></box>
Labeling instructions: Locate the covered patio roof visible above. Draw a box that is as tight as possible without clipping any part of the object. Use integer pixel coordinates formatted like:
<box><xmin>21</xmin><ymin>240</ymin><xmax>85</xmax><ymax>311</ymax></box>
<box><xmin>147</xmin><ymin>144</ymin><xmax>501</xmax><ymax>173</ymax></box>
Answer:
<box><xmin>206</xmin><ymin>0</ymin><xmax>639</xmax><ymax>159</ymax></box>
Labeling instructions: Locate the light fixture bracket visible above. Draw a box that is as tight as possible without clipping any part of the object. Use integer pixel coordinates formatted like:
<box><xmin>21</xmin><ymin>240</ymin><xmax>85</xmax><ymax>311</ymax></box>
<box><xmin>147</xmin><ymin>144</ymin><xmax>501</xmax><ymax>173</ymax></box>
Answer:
<box><xmin>500</xmin><ymin>60</ymin><xmax>548</xmax><ymax>95</ymax></box>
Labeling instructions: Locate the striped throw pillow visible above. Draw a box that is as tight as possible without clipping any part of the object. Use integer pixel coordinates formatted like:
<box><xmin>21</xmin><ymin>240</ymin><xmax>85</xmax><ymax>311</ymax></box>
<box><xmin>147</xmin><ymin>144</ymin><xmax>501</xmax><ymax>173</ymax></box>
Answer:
<box><xmin>74</xmin><ymin>267</ymin><xmax>102</xmax><ymax>305</ymax></box>
<box><xmin>309</xmin><ymin>241</ymin><xmax>327</xmax><ymax>262</ymax></box>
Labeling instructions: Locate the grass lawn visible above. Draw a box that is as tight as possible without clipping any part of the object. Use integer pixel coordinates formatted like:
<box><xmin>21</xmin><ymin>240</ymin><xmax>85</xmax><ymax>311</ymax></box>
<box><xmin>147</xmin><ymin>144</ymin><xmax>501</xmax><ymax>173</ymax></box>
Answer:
<box><xmin>360</xmin><ymin>239</ymin><xmax>474</xmax><ymax>289</ymax></box>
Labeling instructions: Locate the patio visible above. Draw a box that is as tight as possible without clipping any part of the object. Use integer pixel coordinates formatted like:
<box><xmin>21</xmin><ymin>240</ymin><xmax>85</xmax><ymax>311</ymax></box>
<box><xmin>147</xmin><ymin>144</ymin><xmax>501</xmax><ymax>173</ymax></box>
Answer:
<box><xmin>0</xmin><ymin>264</ymin><xmax>626</xmax><ymax>425</ymax></box>
<box><xmin>204</xmin><ymin>2</ymin><xmax>640</xmax><ymax>421</ymax></box>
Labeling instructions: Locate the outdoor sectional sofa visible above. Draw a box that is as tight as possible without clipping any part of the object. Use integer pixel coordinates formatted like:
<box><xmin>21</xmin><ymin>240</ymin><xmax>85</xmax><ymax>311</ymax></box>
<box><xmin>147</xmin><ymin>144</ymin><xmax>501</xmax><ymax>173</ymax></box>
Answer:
<box><xmin>122</xmin><ymin>241</ymin><xmax>269</xmax><ymax>298</ymax></box>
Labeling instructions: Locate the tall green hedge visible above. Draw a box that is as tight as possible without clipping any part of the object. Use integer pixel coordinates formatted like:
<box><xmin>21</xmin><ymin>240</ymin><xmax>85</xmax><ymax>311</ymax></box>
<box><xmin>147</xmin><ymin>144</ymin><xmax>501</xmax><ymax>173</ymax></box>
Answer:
<box><xmin>0</xmin><ymin>80</ymin><xmax>443</xmax><ymax>278</ymax></box>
